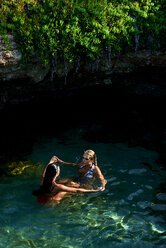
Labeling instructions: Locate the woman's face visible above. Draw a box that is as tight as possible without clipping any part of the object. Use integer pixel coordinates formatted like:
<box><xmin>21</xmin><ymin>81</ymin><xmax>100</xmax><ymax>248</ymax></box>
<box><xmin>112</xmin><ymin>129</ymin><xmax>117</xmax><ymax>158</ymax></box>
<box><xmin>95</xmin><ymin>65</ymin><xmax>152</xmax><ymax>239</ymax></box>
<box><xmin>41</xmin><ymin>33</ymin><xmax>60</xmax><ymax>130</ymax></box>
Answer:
<box><xmin>82</xmin><ymin>153</ymin><xmax>92</xmax><ymax>166</ymax></box>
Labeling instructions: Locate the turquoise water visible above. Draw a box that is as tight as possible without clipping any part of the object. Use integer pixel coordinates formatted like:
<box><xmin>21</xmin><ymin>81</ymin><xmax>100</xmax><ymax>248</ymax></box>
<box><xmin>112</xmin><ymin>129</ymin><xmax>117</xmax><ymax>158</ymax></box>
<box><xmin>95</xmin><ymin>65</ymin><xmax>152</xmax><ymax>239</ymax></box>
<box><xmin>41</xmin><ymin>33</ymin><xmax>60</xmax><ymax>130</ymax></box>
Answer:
<box><xmin>0</xmin><ymin>128</ymin><xmax>166</xmax><ymax>248</ymax></box>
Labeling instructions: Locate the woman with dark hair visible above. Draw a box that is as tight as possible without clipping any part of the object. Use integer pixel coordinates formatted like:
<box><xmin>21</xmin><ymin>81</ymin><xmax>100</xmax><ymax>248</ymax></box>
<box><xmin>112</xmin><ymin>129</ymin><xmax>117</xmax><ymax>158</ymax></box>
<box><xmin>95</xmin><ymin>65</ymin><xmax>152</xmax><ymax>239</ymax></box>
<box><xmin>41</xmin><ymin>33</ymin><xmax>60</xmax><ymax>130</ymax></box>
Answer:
<box><xmin>33</xmin><ymin>156</ymin><xmax>102</xmax><ymax>206</ymax></box>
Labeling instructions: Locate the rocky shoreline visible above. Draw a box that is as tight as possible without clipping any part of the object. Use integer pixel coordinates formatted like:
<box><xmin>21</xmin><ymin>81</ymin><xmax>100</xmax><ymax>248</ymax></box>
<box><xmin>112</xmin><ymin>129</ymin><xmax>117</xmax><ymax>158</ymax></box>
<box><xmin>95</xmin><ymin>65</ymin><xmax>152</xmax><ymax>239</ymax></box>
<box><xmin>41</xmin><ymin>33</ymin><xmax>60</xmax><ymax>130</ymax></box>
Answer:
<box><xmin>0</xmin><ymin>34</ymin><xmax>166</xmax><ymax>172</ymax></box>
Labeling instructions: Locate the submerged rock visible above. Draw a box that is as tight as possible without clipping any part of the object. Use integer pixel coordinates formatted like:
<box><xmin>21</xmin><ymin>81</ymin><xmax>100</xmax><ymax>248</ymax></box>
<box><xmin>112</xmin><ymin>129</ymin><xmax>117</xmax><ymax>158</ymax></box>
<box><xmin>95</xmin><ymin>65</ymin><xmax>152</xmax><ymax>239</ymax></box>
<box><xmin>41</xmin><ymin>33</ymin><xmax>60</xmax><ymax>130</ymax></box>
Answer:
<box><xmin>127</xmin><ymin>189</ymin><xmax>144</xmax><ymax>201</ymax></box>
<box><xmin>151</xmin><ymin>204</ymin><xmax>166</xmax><ymax>211</ymax></box>
<box><xmin>156</xmin><ymin>193</ymin><xmax>166</xmax><ymax>201</ymax></box>
<box><xmin>0</xmin><ymin>160</ymin><xmax>43</xmax><ymax>176</ymax></box>
<box><xmin>128</xmin><ymin>168</ymin><xmax>147</xmax><ymax>174</ymax></box>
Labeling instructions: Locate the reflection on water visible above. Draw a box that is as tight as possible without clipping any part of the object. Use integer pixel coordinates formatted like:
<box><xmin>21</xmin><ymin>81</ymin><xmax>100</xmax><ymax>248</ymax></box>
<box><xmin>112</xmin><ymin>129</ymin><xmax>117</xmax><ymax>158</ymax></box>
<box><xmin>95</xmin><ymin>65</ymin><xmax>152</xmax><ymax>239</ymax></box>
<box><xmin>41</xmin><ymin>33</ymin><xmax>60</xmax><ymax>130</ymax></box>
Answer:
<box><xmin>0</xmin><ymin>131</ymin><xmax>166</xmax><ymax>248</ymax></box>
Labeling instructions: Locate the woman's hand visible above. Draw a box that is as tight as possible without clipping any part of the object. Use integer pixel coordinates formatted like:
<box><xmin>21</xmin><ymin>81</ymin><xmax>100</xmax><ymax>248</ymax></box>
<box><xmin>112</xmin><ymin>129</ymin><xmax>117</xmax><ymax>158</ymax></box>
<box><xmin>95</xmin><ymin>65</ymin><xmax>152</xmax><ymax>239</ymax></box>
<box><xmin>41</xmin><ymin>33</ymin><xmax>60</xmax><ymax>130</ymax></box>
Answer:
<box><xmin>100</xmin><ymin>186</ymin><xmax>106</xmax><ymax>191</ymax></box>
<box><xmin>49</xmin><ymin>156</ymin><xmax>64</xmax><ymax>164</ymax></box>
<box><xmin>93</xmin><ymin>186</ymin><xmax>105</xmax><ymax>192</ymax></box>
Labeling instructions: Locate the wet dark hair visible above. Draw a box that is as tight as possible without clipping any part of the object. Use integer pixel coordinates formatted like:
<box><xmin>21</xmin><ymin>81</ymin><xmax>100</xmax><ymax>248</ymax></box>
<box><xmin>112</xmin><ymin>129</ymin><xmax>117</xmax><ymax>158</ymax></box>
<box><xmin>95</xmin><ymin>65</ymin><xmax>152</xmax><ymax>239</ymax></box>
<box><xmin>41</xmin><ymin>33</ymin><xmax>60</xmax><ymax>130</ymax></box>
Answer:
<box><xmin>32</xmin><ymin>163</ymin><xmax>58</xmax><ymax>196</ymax></box>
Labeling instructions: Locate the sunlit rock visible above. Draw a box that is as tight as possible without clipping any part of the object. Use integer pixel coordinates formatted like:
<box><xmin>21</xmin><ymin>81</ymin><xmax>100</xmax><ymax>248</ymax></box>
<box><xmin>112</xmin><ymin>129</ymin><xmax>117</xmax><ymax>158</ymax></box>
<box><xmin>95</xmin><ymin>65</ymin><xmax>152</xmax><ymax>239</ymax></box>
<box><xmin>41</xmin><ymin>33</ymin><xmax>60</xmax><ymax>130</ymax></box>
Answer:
<box><xmin>0</xmin><ymin>160</ymin><xmax>43</xmax><ymax>176</ymax></box>
<box><xmin>0</xmin><ymin>34</ymin><xmax>49</xmax><ymax>83</ymax></box>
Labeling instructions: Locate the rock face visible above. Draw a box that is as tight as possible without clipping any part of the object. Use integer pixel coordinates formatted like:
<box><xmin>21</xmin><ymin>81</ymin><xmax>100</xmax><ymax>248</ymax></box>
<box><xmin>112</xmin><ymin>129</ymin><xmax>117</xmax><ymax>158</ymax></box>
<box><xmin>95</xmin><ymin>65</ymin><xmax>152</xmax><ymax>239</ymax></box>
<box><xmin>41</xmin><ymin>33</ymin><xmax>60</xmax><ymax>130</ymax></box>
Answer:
<box><xmin>0</xmin><ymin>34</ymin><xmax>49</xmax><ymax>83</ymax></box>
<box><xmin>0</xmin><ymin>34</ymin><xmax>166</xmax><ymax>83</ymax></box>
<box><xmin>109</xmin><ymin>50</ymin><xmax>166</xmax><ymax>73</ymax></box>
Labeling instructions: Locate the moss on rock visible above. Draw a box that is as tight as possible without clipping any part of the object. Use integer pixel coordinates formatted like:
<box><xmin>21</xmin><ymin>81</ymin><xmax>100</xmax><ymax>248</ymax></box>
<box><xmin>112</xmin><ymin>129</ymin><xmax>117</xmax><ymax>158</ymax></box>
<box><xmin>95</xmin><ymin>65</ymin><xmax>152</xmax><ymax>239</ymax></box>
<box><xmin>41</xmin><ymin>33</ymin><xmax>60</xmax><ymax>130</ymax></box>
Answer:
<box><xmin>0</xmin><ymin>160</ymin><xmax>43</xmax><ymax>177</ymax></box>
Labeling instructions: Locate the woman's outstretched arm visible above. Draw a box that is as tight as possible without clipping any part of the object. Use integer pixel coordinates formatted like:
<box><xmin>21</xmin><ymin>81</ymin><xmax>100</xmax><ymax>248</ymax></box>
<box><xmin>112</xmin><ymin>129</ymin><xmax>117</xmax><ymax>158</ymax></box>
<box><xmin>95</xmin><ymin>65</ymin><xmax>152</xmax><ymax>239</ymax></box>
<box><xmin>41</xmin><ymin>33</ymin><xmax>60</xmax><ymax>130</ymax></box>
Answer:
<box><xmin>54</xmin><ymin>182</ymin><xmax>102</xmax><ymax>193</ymax></box>
<box><xmin>50</xmin><ymin>156</ymin><xmax>80</xmax><ymax>167</ymax></box>
<box><xmin>94</xmin><ymin>166</ymin><xmax>107</xmax><ymax>190</ymax></box>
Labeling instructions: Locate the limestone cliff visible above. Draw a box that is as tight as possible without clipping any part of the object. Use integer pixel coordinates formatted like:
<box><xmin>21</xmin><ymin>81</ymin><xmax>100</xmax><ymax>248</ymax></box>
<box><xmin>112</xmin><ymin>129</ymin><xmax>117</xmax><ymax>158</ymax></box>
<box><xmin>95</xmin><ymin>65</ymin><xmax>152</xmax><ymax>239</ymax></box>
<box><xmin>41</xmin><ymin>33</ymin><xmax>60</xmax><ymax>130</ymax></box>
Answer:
<box><xmin>0</xmin><ymin>34</ymin><xmax>166</xmax><ymax>109</ymax></box>
<box><xmin>1</xmin><ymin>34</ymin><xmax>166</xmax><ymax>83</ymax></box>
<box><xmin>0</xmin><ymin>34</ymin><xmax>49</xmax><ymax>83</ymax></box>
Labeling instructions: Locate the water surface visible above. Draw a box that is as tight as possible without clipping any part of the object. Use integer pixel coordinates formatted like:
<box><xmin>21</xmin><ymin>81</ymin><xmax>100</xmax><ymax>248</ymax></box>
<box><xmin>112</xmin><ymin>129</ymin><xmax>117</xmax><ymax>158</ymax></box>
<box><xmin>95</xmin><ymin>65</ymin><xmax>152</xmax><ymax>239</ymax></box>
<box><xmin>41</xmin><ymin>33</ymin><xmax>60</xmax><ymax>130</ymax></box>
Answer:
<box><xmin>0</xmin><ymin>129</ymin><xmax>166</xmax><ymax>248</ymax></box>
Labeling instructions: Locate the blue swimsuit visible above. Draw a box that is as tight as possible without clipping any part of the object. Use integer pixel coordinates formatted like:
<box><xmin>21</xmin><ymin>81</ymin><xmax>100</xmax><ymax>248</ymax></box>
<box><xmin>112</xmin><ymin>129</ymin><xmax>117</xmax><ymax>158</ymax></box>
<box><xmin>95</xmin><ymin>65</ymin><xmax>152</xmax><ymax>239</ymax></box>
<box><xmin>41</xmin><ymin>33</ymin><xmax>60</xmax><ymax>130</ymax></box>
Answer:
<box><xmin>76</xmin><ymin>164</ymin><xmax>95</xmax><ymax>185</ymax></box>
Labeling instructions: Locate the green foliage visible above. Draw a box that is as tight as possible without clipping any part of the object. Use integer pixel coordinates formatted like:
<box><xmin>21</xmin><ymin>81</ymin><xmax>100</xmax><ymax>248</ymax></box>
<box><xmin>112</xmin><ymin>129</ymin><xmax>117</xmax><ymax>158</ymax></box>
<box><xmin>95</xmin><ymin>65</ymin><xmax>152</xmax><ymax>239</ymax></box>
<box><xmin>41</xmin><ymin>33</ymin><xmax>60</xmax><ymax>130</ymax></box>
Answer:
<box><xmin>0</xmin><ymin>0</ymin><xmax>165</xmax><ymax>64</ymax></box>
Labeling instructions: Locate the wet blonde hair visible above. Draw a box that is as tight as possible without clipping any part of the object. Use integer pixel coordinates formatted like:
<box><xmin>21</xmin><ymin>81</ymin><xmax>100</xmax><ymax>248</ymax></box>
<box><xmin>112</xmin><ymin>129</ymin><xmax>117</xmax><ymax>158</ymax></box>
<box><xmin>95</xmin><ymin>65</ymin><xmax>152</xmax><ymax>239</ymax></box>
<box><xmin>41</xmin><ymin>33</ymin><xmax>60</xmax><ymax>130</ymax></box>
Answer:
<box><xmin>84</xmin><ymin>149</ymin><xmax>97</xmax><ymax>165</ymax></box>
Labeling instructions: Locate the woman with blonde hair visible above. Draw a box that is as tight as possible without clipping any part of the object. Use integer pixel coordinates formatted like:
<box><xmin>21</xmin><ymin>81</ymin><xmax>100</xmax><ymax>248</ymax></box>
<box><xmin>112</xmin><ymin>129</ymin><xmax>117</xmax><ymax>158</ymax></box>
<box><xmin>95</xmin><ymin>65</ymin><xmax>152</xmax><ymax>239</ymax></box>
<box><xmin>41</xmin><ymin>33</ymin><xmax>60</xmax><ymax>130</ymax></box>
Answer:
<box><xmin>33</xmin><ymin>155</ymin><xmax>103</xmax><ymax>206</ymax></box>
<box><xmin>55</xmin><ymin>149</ymin><xmax>107</xmax><ymax>190</ymax></box>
